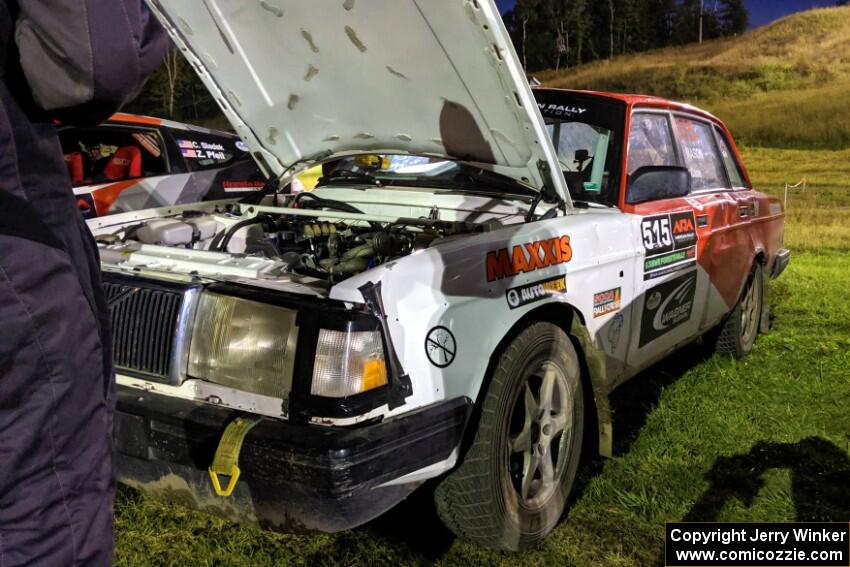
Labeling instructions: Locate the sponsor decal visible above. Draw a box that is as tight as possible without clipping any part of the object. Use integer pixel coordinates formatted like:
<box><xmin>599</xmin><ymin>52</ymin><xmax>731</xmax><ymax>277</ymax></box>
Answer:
<box><xmin>606</xmin><ymin>313</ymin><xmax>625</xmax><ymax>355</ymax></box>
<box><xmin>593</xmin><ymin>287</ymin><xmax>622</xmax><ymax>318</ymax></box>
<box><xmin>641</xmin><ymin>211</ymin><xmax>698</xmax><ymax>280</ymax></box>
<box><xmin>750</xmin><ymin>201</ymin><xmax>759</xmax><ymax>217</ymax></box>
<box><xmin>696</xmin><ymin>214</ymin><xmax>709</xmax><ymax>227</ymax></box>
<box><xmin>425</xmin><ymin>326</ymin><xmax>456</xmax><ymax>368</ymax></box>
<box><xmin>769</xmin><ymin>202</ymin><xmax>783</xmax><ymax>216</ymax></box>
<box><xmin>537</xmin><ymin>103</ymin><xmax>587</xmax><ymax>118</ymax></box>
<box><xmin>486</xmin><ymin>236</ymin><xmax>572</xmax><ymax>282</ymax></box>
<box><xmin>235</xmin><ymin>140</ymin><xmax>249</xmax><ymax>152</ymax></box>
<box><xmin>639</xmin><ymin>271</ymin><xmax>697</xmax><ymax>347</ymax></box>
<box><xmin>177</xmin><ymin>139</ymin><xmax>229</xmax><ymax>160</ymax></box>
<box><xmin>505</xmin><ymin>275</ymin><xmax>567</xmax><ymax>310</ymax></box>
<box><xmin>223</xmin><ymin>180</ymin><xmax>265</xmax><ymax>193</ymax></box>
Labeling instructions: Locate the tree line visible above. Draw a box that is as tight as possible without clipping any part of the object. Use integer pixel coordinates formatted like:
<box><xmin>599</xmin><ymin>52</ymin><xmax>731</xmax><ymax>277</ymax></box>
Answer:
<box><xmin>129</xmin><ymin>0</ymin><xmax>850</xmax><ymax>123</ymax></box>
<box><xmin>504</xmin><ymin>0</ymin><xmax>750</xmax><ymax>72</ymax></box>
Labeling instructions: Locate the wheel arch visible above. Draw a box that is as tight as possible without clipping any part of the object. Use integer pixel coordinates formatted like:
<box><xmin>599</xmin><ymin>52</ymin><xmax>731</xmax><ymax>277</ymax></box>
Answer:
<box><xmin>471</xmin><ymin>300</ymin><xmax>613</xmax><ymax>459</ymax></box>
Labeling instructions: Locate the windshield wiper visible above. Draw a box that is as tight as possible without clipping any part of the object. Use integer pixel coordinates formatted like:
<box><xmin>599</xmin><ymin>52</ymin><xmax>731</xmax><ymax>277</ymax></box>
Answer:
<box><xmin>454</xmin><ymin>168</ymin><xmax>536</xmax><ymax>197</ymax></box>
<box><xmin>317</xmin><ymin>169</ymin><xmax>383</xmax><ymax>187</ymax></box>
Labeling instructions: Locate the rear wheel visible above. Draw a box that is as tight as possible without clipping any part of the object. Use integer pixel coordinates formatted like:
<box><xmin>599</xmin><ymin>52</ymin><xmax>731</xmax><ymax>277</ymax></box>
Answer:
<box><xmin>434</xmin><ymin>322</ymin><xmax>584</xmax><ymax>551</ymax></box>
<box><xmin>711</xmin><ymin>263</ymin><xmax>765</xmax><ymax>358</ymax></box>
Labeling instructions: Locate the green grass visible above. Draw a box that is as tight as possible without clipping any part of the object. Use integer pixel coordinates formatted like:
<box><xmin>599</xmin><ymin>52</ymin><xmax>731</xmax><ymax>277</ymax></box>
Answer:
<box><xmin>114</xmin><ymin>146</ymin><xmax>850</xmax><ymax>565</ymax></box>
<box><xmin>538</xmin><ymin>6</ymin><xmax>850</xmax><ymax>149</ymax></box>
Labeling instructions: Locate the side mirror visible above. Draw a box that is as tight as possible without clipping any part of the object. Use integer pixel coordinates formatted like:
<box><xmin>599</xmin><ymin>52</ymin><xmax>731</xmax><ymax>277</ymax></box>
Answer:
<box><xmin>626</xmin><ymin>166</ymin><xmax>692</xmax><ymax>205</ymax></box>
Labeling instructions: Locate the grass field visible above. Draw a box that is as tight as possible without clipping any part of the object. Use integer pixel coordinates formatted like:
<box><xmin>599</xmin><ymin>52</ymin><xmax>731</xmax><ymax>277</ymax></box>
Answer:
<box><xmin>538</xmin><ymin>7</ymin><xmax>850</xmax><ymax>150</ymax></box>
<box><xmin>113</xmin><ymin>146</ymin><xmax>850</xmax><ymax>566</ymax></box>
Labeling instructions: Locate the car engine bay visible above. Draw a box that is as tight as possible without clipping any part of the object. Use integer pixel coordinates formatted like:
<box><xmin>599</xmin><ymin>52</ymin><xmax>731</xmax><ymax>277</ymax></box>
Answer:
<box><xmin>94</xmin><ymin>200</ymin><xmax>477</xmax><ymax>288</ymax></box>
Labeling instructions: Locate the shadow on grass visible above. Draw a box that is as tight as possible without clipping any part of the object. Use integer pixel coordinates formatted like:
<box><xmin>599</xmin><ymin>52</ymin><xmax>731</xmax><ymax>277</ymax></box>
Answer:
<box><xmin>651</xmin><ymin>438</ymin><xmax>850</xmax><ymax>567</ymax></box>
<box><xmin>608</xmin><ymin>341</ymin><xmax>713</xmax><ymax>456</ymax></box>
<box><xmin>357</xmin><ymin>342</ymin><xmax>715</xmax><ymax>560</ymax></box>
<box><xmin>684</xmin><ymin>437</ymin><xmax>850</xmax><ymax>522</ymax></box>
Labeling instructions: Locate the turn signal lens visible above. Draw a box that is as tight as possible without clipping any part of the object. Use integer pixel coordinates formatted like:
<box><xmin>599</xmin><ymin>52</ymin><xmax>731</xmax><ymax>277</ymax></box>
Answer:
<box><xmin>311</xmin><ymin>328</ymin><xmax>387</xmax><ymax>397</ymax></box>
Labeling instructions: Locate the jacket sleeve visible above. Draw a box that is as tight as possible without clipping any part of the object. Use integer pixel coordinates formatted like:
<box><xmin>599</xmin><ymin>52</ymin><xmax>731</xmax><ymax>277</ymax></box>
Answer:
<box><xmin>14</xmin><ymin>0</ymin><xmax>168</xmax><ymax>124</ymax></box>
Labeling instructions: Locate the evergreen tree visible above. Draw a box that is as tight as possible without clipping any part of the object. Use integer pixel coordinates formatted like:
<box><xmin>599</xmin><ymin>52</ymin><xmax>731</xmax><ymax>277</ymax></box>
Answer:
<box><xmin>718</xmin><ymin>0</ymin><xmax>749</xmax><ymax>36</ymax></box>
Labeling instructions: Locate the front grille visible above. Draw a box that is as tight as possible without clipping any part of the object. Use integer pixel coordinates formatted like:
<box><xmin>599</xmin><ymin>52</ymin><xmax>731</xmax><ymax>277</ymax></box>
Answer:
<box><xmin>104</xmin><ymin>280</ymin><xmax>184</xmax><ymax>381</ymax></box>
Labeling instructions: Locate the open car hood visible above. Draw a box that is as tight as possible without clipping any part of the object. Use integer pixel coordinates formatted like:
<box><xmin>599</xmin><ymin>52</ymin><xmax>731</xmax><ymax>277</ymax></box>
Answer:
<box><xmin>146</xmin><ymin>0</ymin><xmax>569</xmax><ymax>202</ymax></box>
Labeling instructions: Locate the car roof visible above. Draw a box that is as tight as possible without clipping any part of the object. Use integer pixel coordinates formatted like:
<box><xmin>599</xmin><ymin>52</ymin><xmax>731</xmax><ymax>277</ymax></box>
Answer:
<box><xmin>534</xmin><ymin>88</ymin><xmax>722</xmax><ymax>124</ymax></box>
<box><xmin>106</xmin><ymin>112</ymin><xmax>238</xmax><ymax>138</ymax></box>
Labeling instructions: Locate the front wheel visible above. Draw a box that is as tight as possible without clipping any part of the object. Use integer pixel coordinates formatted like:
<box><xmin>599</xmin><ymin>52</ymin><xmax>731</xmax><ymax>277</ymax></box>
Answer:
<box><xmin>434</xmin><ymin>322</ymin><xmax>584</xmax><ymax>551</ymax></box>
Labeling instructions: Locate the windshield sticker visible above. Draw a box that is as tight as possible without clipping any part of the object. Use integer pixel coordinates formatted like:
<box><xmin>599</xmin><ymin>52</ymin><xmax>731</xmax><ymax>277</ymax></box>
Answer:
<box><xmin>178</xmin><ymin>139</ymin><xmax>229</xmax><ymax>160</ymax></box>
<box><xmin>639</xmin><ymin>271</ymin><xmax>697</xmax><ymax>347</ymax></box>
<box><xmin>593</xmin><ymin>287</ymin><xmax>622</xmax><ymax>318</ymax></box>
<box><xmin>642</xmin><ymin>212</ymin><xmax>698</xmax><ymax>280</ymax></box>
<box><xmin>486</xmin><ymin>236</ymin><xmax>573</xmax><ymax>282</ymax></box>
<box><xmin>505</xmin><ymin>275</ymin><xmax>567</xmax><ymax>310</ymax></box>
<box><xmin>537</xmin><ymin>103</ymin><xmax>587</xmax><ymax>119</ymax></box>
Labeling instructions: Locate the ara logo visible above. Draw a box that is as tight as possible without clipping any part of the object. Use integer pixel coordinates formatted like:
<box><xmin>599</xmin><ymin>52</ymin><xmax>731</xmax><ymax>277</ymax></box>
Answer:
<box><xmin>486</xmin><ymin>236</ymin><xmax>573</xmax><ymax>282</ymax></box>
<box><xmin>639</xmin><ymin>271</ymin><xmax>697</xmax><ymax>347</ymax></box>
<box><xmin>673</xmin><ymin>217</ymin><xmax>695</xmax><ymax>235</ymax></box>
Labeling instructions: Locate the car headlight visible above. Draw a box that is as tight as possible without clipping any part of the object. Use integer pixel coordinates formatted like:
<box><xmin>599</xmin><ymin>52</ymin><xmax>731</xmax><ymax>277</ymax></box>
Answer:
<box><xmin>311</xmin><ymin>325</ymin><xmax>388</xmax><ymax>398</ymax></box>
<box><xmin>188</xmin><ymin>293</ymin><xmax>298</xmax><ymax>398</ymax></box>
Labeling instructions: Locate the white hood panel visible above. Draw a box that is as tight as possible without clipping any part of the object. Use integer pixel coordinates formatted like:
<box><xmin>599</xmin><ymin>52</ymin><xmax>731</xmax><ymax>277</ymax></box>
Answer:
<box><xmin>147</xmin><ymin>0</ymin><xmax>568</xmax><ymax>198</ymax></box>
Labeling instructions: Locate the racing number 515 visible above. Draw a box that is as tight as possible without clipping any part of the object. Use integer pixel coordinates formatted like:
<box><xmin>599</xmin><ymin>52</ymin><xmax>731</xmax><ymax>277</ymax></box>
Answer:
<box><xmin>642</xmin><ymin>217</ymin><xmax>672</xmax><ymax>251</ymax></box>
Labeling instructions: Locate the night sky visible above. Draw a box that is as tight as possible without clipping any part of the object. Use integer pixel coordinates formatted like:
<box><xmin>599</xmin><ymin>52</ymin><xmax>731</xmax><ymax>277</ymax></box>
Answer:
<box><xmin>494</xmin><ymin>0</ymin><xmax>840</xmax><ymax>27</ymax></box>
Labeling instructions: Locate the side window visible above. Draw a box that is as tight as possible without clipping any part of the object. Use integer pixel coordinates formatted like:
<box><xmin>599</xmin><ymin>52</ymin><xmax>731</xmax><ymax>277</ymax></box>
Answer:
<box><xmin>174</xmin><ymin>132</ymin><xmax>242</xmax><ymax>172</ymax></box>
<box><xmin>714</xmin><ymin>126</ymin><xmax>746</xmax><ymax>188</ymax></box>
<box><xmin>59</xmin><ymin>126</ymin><xmax>168</xmax><ymax>185</ymax></box>
<box><xmin>673</xmin><ymin>117</ymin><xmax>729</xmax><ymax>192</ymax></box>
<box><xmin>627</xmin><ymin>113</ymin><xmax>678</xmax><ymax>175</ymax></box>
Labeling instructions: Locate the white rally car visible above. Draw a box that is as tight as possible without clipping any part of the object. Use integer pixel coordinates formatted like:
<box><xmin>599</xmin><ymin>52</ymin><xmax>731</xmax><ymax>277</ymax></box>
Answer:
<box><xmin>93</xmin><ymin>0</ymin><xmax>788</xmax><ymax>549</ymax></box>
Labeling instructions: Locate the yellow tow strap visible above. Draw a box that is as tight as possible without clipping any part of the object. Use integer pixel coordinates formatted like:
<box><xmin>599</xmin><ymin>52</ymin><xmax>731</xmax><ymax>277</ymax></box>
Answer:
<box><xmin>208</xmin><ymin>416</ymin><xmax>262</xmax><ymax>497</ymax></box>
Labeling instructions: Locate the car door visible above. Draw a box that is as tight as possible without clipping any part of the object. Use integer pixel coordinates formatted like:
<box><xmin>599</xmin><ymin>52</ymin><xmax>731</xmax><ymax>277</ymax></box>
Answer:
<box><xmin>671</xmin><ymin>114</ymin><xmax>754</xmax><ymax>328</ymax></box>
<box><xmin>623</xmin><ymin>110</ymin><xmax>711</xmax><ymax>369</ymax></box>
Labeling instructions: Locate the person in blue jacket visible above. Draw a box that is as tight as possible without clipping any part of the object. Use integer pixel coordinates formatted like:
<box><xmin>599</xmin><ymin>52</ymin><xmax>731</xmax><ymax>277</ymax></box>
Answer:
<box><xmin>0</xmin><ymin>2</ymin><xmax>166</xmax><ymax>565</ymax></box>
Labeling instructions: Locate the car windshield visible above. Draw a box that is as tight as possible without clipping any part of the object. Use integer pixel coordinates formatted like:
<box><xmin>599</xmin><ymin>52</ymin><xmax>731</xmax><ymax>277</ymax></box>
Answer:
<box><xmin>315</xmin><ymin>155</ymin><xmax>537</xmax><ymax>197</ymax></box>
<box><xmin>536</xmin><ymin>92</ymin><xmax>626</xmax><ymax>207</ymax></box>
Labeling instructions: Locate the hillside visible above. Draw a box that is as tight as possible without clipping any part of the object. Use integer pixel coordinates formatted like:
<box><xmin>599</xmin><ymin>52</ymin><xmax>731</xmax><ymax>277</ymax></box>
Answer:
<box><xmin>538</xmin><ymin>6</ymin><xmax>850</xmax><ymax>149</ymax></box>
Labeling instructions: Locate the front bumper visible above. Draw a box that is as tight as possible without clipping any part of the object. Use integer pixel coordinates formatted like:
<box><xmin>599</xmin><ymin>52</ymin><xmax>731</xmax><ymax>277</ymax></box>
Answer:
<box><xmin>114</xmin><ymin>386</ymin><xmax>470</xmax><ymax>532</ymax></box>
<box><xmin>771</xmin><ymin>248</ymin><xmax>791</xmax><ymax>279</ymax></box>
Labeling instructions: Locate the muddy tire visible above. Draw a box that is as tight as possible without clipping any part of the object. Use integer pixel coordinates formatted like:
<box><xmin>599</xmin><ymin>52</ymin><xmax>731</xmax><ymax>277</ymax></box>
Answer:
<box><xmin>711</xmin><ymin>263</ymin><xmax>765</xmax><ymax>358</ymax></box>
<box><xmin>434</xmin><ymin>322</ymin><xmax>584</xmax><ymax>551</ymax></box>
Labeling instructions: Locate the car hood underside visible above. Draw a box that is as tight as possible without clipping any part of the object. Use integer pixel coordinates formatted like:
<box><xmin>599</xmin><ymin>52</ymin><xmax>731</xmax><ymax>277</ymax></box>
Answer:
<box><xmin>146</xmin><ymin>0</ymin><xmax>569</xmax><ymax>201</ymax></box>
